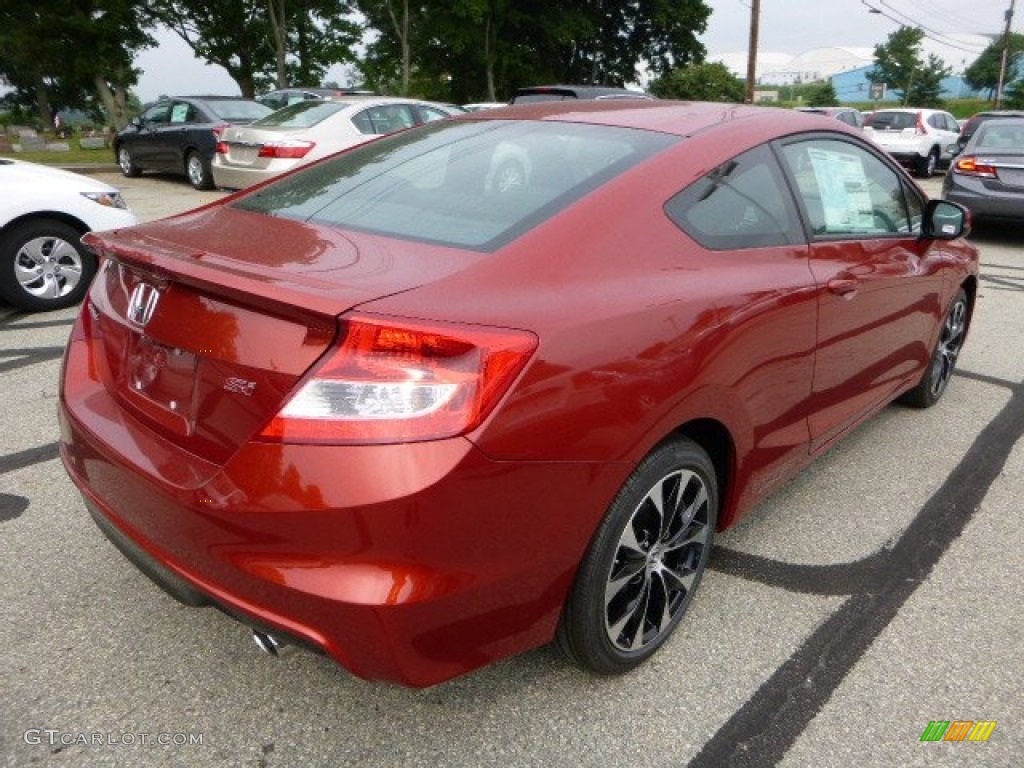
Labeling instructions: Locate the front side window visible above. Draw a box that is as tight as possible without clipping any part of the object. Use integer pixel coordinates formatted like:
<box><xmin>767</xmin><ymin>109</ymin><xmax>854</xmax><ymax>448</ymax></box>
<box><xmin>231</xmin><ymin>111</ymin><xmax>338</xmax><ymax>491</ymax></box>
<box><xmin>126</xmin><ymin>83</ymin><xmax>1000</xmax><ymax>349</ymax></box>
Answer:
<box><xmin>664</xmin><ymin>144</ymin><xmax>800</xmax><ymax>250</ymax></box>
<box><xmin>142</xmin><ymin>103</ymin><xmax>171</xmax><ymax>124</ymax></box>
<box><xmin>780</xmin><ymin>138</ymin><xmax>913</xmax><ymax>237</ymax></box>
<box><xmin>233</xmin><ymin>120</ymin><xmax>676</xmax><ymax>251</ymax></box>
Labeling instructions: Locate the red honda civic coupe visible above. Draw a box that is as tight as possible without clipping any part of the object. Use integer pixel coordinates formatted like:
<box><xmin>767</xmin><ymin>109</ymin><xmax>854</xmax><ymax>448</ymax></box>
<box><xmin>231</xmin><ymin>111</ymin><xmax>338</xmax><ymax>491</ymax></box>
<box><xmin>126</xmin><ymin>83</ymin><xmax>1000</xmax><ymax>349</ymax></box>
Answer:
<box><xmin>59</xmin><ymin>101</ymin><xmax>979</xmax><ymax>687</ymax></box>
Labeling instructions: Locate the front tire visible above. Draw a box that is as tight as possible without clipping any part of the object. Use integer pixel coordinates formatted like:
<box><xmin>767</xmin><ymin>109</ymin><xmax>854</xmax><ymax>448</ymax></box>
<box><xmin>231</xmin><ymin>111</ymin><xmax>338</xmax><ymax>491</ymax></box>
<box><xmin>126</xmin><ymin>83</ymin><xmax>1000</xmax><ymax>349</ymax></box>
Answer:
<box><xmin>0</xmin><ymin>218</ymin><xmax>97</xmax><ymax>311</ymax></box>
<box><xmin>556</xmin><ymin>437</ymin><xmax>717</xmax><ymax>675</ymax></box>
<box><xmin>117</xmin><ymin>145</ymin><xmax>141</xmax><ymax>178</ymax></box>
<box><xmin>900</xmin><ymin>288</ymin><xmax>969</xmax><ymax>408</ymax></box>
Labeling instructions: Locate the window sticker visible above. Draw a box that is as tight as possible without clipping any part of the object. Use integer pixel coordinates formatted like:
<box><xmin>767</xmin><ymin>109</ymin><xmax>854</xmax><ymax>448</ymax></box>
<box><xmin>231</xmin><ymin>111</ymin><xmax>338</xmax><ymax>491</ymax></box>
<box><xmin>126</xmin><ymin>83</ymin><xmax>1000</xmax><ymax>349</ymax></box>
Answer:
<box><xmin>170</xmin><ymin>103</ymin><xmax>190</xmax><ymax>123</ymax></box>
<box><xmin>806</xmin><ymin>147</ymin><xmax>874</xmax><ymax>232</ymax></box>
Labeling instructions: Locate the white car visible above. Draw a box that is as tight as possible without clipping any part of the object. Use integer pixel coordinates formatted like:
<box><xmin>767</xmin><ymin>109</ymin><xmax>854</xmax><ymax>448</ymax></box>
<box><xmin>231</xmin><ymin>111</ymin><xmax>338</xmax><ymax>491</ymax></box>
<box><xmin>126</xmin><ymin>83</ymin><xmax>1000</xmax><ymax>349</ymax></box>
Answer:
<box><xmin>863</xmin><ymin>108</ymin><xmax>961</xmax><ymax>178</ymax></box>
<box><xmin>212</xmin><ymin>97</ymin><xmax>462</xmax><ymax>189</ymax></box>
<box><xmin>0</xmin><ymin>160</ymin><xmax>137</xmax><ymax>311</ymax></box>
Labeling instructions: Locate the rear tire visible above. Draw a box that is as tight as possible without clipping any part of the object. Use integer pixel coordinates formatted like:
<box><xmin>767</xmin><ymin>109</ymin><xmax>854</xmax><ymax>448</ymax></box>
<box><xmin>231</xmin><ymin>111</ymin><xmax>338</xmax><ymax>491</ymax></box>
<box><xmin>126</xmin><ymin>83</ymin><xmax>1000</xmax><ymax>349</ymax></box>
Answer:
<box><xmin>186</xmin><ymin>150</ymin><xmax>214</xmax><ymax>190</ymax></box>
<box><xmin>916</xmin><ymin>147</ymin><xmax>939</xmax><ymax>178</ymax></box>
<box><xmin>0</xmin><ymin>218</ymin><xmax>96</xmax><ymax>312</ymax></box>
<box><xmin>556</xmin><ymin>437</ymin><xmax>717</xmax><ymax>675</ymax></box>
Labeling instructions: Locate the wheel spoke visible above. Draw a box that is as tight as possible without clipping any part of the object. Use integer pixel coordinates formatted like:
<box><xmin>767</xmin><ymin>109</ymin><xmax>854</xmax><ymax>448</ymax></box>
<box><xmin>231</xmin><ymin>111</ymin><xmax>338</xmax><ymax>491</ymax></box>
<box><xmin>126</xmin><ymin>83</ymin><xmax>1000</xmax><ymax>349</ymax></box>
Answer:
<box><xmin>648</xmin><ymin>571</ymin><xmax>673</xmax><ymax>638</ymax></box>
<box><xmin>606</xmin><ymin>575</ymin><xmax>651</xmax><ymax>649</ymax></box>
<box><xmin>604</xmin><ymin>556</ymin><xmax>646</xmax><ymax>609</ymax></box>
<box><xmin>654</xmin><ymin>472</ymin><xmax>682</xmax><ymax>541</ymax></box>
<box><xmin>664</xmin><ymin>476</ymin><xmax>707</xmax><ymax>546</ymax></box>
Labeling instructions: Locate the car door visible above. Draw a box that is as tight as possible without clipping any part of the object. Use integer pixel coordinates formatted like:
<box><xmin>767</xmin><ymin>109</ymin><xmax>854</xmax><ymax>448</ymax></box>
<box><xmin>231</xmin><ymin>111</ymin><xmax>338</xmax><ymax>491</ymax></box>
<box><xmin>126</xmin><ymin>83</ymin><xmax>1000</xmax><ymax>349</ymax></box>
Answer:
<box><xmin>664</xmin><ymin>143</ymin><xmax>818</xmax><ymax>497</ymax></box>
<box><xmin>129</xmin><ymin>101</ymin><xmax>172</xmax><ymax>168</ymax></box>
<box><xmin>777</xmin><ymin>135</ymin><xmax>943</xmax><ymax>451</ymax></box>
<box><xmin>161</xmin><ymin>100</ymin><xmax>203</xmax><ymax>171</ymax></box>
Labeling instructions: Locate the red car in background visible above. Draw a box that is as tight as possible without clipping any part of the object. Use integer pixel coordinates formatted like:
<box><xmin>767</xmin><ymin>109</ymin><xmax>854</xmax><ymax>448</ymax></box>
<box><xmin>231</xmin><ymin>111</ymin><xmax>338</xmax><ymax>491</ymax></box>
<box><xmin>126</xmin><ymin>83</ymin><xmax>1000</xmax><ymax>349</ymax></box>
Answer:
<box><xmin>59</xmin><ymin>101</ymin><xmax>978</xmax><ymax>686</ymax></box>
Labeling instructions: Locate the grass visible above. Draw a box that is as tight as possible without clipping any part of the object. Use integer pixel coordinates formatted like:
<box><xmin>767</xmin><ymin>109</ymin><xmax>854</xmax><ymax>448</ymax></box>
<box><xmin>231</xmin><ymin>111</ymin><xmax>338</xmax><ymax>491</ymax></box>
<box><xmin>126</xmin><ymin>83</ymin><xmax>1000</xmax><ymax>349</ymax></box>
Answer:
<box><xmin>1</xmin><ymin>135</ymin><xmax>115</xmax><ymax>166</ymax></box>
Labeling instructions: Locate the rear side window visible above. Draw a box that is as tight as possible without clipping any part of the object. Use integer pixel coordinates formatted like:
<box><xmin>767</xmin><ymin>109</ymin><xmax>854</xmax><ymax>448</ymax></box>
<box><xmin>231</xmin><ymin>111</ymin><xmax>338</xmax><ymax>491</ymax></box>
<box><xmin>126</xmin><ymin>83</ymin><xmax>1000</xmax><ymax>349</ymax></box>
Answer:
<box><xmin>664</xmin><ymin>145</ymin><xmax>801</xmax><ymax>250</ymax></box>
<box><xmin>351</xmin><ymin>105</ymin><xmax>416</xmax><ymax>135</ymax></box>
<box><xmin>232</xmin><ymin>120</ymin><xmax>675</xmax><ymax>251</ymax></box>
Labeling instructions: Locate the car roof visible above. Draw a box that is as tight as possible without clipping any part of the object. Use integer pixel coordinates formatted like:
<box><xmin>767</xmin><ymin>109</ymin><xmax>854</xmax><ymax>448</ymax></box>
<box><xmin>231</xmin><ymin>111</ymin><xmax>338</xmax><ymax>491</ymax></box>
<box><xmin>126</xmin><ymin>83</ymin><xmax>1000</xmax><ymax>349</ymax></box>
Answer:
<box><xmin>461</xmin><ymin>99</ymin><xmax>863</xmax><ymax>140</ymax></box>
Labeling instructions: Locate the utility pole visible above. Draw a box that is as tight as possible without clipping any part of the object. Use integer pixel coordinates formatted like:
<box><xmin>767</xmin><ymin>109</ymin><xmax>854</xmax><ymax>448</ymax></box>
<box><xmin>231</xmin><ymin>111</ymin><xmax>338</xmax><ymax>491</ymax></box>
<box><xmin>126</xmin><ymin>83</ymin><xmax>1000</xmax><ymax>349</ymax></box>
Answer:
<box><xmin>995</xmin><ymin>0</ymin><xmax>1016</xmax><ymax>108</ymax></box>
<box><xmin>745</xmin><ymin>0</ymin><xmax>761</xmax><ymax>103</ymax></box>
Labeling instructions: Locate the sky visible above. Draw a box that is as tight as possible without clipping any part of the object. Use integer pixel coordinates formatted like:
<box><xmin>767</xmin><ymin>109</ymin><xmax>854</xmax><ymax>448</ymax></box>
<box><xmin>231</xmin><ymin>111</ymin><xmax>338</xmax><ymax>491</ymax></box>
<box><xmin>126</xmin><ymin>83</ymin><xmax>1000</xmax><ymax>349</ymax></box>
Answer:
<box><xmin>133</xmin><ymin>0</ymin><xmax>1021</xmax><ymax>102</ymax></box>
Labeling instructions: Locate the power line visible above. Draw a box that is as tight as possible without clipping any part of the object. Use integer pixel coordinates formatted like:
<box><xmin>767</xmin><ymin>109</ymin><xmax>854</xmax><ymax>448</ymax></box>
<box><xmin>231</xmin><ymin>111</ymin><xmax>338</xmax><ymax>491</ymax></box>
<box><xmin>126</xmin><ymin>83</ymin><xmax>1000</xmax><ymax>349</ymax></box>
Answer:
<box><xmin>899</xmin><ymin>0</ymin><xmax>1000</xmax><ymax>32</ymax></box>
<box><xmin>871</xmin><ymin>0</ymin><xmax>988</xmax><ymax>53</ymax></box>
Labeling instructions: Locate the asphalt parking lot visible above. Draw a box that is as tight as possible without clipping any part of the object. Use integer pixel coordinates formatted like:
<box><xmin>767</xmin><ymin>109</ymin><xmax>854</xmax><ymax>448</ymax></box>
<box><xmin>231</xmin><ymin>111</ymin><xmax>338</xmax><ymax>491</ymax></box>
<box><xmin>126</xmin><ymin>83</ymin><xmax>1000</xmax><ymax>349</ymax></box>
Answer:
<box><xmin>1</xmin><ymin>173</ymin><xmax>1021</xmax><ymax>767</ymax></box>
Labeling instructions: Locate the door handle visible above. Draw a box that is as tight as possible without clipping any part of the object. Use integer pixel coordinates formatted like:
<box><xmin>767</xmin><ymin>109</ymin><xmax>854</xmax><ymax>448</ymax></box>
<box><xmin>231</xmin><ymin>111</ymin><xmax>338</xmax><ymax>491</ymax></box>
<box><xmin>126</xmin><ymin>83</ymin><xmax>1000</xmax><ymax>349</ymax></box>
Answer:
<box><xmin>827</xmin><ymin>277</ymin><xmax>858</xmax><ymax>297</ymax></box>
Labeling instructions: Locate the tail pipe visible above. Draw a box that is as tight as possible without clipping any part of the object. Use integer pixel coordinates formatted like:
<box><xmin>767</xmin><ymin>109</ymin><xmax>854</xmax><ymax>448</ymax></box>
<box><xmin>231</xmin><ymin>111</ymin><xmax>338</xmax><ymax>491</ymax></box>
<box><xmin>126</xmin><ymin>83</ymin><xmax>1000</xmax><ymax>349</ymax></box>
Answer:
<box><xmin>252</xmin><ymin>629</ymin><xmax>294</xmax><ymax>658</ymax></box>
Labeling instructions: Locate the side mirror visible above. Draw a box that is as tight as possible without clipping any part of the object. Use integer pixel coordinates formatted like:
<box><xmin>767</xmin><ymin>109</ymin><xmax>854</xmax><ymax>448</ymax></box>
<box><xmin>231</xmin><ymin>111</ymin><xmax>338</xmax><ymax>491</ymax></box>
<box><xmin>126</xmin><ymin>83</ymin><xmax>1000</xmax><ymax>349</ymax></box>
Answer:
<box><xmin>947</xmin><ymin>142</ymin><xmax>962</xmax><ymax>156</ymax></box>
<box><xmin>923</xmin><ymin>199</ymin><xmax>970</xmax><ymax>240</ymax></box>
<box><xmin>131</xmin><ymin>116</ymin><xmax>142</xmax><ymax>128</ymax></box>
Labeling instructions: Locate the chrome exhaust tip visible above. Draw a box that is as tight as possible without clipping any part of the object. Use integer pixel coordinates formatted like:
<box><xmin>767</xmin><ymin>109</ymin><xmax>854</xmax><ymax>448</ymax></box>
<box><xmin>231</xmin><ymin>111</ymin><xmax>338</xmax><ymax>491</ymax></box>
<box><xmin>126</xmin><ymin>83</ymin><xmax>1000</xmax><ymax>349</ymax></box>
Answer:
<box><xmin>252</xmin><ymin>630</ymin><xmax>290</xmax><ymax>657</ymax></box>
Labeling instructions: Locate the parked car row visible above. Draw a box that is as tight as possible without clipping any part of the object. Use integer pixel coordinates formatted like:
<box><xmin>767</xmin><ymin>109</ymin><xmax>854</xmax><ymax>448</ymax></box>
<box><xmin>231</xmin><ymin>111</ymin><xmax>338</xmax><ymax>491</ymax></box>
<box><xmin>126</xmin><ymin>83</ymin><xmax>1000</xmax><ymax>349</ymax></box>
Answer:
<box><xmin>213</xmin><ymin>97</ymin><xmax>463</xmax><ymax>189</ymax></box>
<box><xmin>110</xmin><ymin>85</ymin><xmax>655</xmax><ymax>192</ymax></box>
<box><xmin>114</xmin><ymin>96</ymin><xmax>274</xmax><ymax>190</ymax></box>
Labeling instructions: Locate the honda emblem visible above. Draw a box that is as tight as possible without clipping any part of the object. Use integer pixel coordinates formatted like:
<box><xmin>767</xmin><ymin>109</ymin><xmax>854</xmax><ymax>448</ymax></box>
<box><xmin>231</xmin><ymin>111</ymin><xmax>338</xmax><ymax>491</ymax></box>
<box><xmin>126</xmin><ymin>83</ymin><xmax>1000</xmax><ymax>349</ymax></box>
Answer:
<box><xmin>127</xmin><ymin>282</ymin><xmax>160</xmax><ymax>327</ymax></box>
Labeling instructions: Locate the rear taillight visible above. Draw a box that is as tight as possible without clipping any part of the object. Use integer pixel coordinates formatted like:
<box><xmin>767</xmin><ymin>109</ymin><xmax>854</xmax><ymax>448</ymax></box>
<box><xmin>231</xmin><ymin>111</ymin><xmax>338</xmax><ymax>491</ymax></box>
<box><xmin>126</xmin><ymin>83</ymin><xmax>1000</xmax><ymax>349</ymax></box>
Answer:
<box><xmin>259</xmin><ymin>315</ymin><xmax>537</xmax><ymax>444</ymax></box>
<box><xmin>215</xmin><ymin>141</ymin><xmax>229</xmax><ymax>154</ymax></box>
<box><xmin>211</xmin><ymin>122</ymin><xmax>229</xmax><ymax>139</ymax></box>
<box><xmin>953</xmin><ymin>156</ymin><xmax>997</xmax><ymax>178</ymax></box>
<box><xmin>915</xmin><ymin>113</ymin><xmax>927</xmax><ymax>136</ymax></box>
<box><xmin>258</xmin><ymin>139</ymin><xmax>316</xmax><ymax>159</ymax></box>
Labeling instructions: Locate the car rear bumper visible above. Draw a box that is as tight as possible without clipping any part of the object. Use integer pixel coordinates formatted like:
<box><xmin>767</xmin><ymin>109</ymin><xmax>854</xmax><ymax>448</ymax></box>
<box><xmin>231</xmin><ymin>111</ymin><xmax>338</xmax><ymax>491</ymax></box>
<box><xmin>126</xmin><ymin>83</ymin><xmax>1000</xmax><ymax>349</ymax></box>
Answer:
<box><xmin>944</xmin><ymin>178</ymin><xmax>1024</xmax><ymax>222</ymax></box>
<box><xmin>210</xmin><ymin>162</ymin><xmax>286</xmax><ymax>190</ymax></box>
<box><xmin>58</xmin><ymin>319</ymin><xmax>627</xmax><ymax>686</ymax></box>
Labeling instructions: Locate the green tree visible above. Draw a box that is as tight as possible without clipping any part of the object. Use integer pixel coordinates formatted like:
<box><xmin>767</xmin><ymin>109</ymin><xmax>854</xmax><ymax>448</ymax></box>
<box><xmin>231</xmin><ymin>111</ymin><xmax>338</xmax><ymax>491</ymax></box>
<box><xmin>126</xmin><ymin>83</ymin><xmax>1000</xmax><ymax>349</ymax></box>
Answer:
<box><xmin>1005</xmin><ymin>77</ymin><xmax>1024</xmax><ymax>108</ymax></box>
<box><xmin>147</xmin><ymin>1</ymin><xmax>361</xmax><ymax>97</ymax></box>
<box><xmin>807</xmin><ymin>81</ymin><xmax>839</xmax><ymax>107</ymax></box>
<box><xmin>963</xmin><ymin>32</ymin><xmax>1024</xmax><ymax>102</ymax></box>
<box><xmin>868</xmin><ymin>26</ymin><xmax>951</xmax><ymax>107</ymax></box>
<box><xmin>357</xmin><ymin>0</ymin><xmax>711</xmax><ymax>102</ymax></box>
<box><xmin>648</xmin><ymin>62</ymin><xmax>744</xmax><ymax>102</ymax></box>
<box><xmin>0</xmin><ymin>0</ymin><xmax>153</xmax><ymax>129</ymax></box>
<box><xmin>908</xmin><ymin>53</ymin><xmax>952</xmax><ymax>107</ymax></box>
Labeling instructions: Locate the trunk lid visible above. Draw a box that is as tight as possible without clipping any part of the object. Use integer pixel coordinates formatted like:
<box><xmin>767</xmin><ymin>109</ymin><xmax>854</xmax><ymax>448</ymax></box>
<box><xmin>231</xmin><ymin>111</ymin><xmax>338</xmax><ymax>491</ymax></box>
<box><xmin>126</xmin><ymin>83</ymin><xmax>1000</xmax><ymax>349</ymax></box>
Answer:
<box><xmin>81</xmin><ymin>204</ymin><xmax>481</xmax><ymax>463</ymax></box>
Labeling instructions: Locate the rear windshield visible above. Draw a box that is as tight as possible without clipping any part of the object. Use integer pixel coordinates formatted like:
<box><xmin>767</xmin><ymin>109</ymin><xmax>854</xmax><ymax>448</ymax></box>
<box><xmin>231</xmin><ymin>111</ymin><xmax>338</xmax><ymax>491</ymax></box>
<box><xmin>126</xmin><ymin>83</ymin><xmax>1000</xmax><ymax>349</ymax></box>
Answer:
<box><xmin>974</xmin><ymin>122</ymin><xmax>1024</xmax><ymax>153</ymax></box>
<box><xmin>252</xmin><ymin>100</ymin><xmax>352</xmax><ymax>128</ymax></box>
<box><xmin>512</xmin><ymin>93</ymin><xmax>576</xmax><ymax>103</ymax></box>
<box><xmin>205</xmin><ymin>99</ymin><xmax>273</xmax><ymax>122</ymax></box>
<box><xmin>232</xmin><ymin>119</ymin><xmax>675</xmax><ymax>251</ymax></box>
<box><xmin>870</xmin><ymin>112</ymin><xmax>917</xmax><ymax>130</ymax></box>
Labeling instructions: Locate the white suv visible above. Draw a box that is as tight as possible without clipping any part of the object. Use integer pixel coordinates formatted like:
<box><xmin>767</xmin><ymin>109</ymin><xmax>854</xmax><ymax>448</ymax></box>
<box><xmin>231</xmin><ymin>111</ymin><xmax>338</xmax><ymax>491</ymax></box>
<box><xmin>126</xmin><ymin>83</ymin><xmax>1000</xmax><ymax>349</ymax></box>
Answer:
<box><xmin>864</xmin><ymin>108</ymin><xmax>960</xmax><ymax>178</ymax></box>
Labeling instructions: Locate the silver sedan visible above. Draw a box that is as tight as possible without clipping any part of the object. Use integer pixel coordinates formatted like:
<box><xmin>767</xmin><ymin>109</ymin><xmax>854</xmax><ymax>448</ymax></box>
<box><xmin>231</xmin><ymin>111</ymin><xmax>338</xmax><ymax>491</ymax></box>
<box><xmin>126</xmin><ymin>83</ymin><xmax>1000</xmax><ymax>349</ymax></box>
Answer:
<box><xmin>212</xmin><ymin>97</ymin><xmax>463</xmax><ymax>190</ymax></box>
